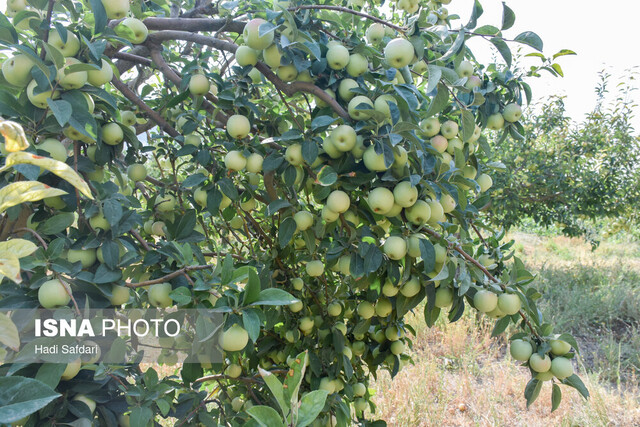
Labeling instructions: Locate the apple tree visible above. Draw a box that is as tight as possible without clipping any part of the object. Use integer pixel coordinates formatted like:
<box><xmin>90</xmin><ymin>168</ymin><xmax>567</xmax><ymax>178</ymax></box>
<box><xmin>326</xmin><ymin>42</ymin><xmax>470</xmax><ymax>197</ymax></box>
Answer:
<box><xmin>0</xmin><ymin>0</ymin><xmax>590</xmax><ymax>425</ymax></box>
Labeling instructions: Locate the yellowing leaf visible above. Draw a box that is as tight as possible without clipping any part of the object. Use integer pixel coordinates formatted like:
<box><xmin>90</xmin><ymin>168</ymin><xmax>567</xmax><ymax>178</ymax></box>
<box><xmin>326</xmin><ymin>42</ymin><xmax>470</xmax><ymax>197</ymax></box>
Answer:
<box><xmin>0</xmin><ymin>181</ymin><xmax>67</xmax><ymax>213</ymax></box>
<box><xmin>0</xmin><ymin>255</ymin><xmax>21</xmax><ymax>284</ymax></box>
<box><xmin>0</xmin><ymin>312</ymin><xmax>20</xmax><ymax>351</ymax></box>
<box><xmin>1</xmin><ymin>152</ymin><xmax>93</xmax><ymax>199</ymax></box>
<box><xmin>0</xmin><ymin>239</ymin><xmax>39</xmax><ymax>259</ymax></box>
<box><xmin>0</xmin><ymin>119</ymin><xmax>29</xmax><ymax>152</ymax></box>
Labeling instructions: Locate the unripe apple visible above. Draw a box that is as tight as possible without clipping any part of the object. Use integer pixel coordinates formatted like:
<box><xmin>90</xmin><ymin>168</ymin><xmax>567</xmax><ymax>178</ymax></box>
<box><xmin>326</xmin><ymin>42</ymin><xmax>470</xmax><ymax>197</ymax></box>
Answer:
<box><xmin>550</xmin><ymin>357</ymin><xmax>573</xmax><ymax>379</ymax></box>
<box><xmin>509</xmin><ymin>339</ymin><xmax>533</xmax><ymax>361</ymax></box>
<box><xmin>330</xmin><ymin>125</ymin><xmax>357</xmax><ymax>152</ymax></box>
<box><xmin>357</xmin><ymin>301</ymin><xmax>375</xmax><ymax>319</ymax></box>
<box><xmin>462</xmin><ymin>165</ymin><xmax>477</xmax><ymax>180</ymax></box>
<box><xmin>102</xmin><ymin>123</ymin><xmax>124</xmax><ymax>145</ymax></box>
<box><xmin>338</xmin><ymin>255</ymin><xmax>351</xmax><ymax>275</ymax></box>
<box><xmin>289</xmin><ymin>300</ymin><xmax>303</xmax><ymax>312</ymax></box>
<box><xmin>240</xmin><ymin>197</ymin><xmax>257</xmax><ymax>211</ymax></box>
<box><xmin>225</xmin><ymin>363</ymin><xmax>242</xmax><ymax>378</ymax></box>
<box><xmin>2</xmin><ymin>54</ymin><xmax>35</xmax><ymax>87</ymax></box>
<box><xmin>390</xmin><ymin>340</ymin><xmax>405</xmax><ymax>355</ymax></box>
<box><xmin>502</xmin><ymin>103</ymin><xmax>522</xmax><ymax>122</ymax></box>
<box><xmin>435</xmin><ymin>287</ymin><xmax>453</xmax><ymax>308</ymax></box>
<box><xmin>368</xmin><ymin>187</ymin><xmax>394</xmax><ymax>215</ymax></box>
<box><xmin>326</xmin><ymin>44</ymin><xmax>350</xmax><ymax>70</ymax></box>
<box><xmin>110</xmin><ymin>285</ymin><xmax>130</xmax><ymax>306</ymax></box>
<box><xmin>27</xmin><ymin>79</ymin><xmax>60</xmax><ymax>109</ymax></box>
<box><xmin>497</xmin><ymin>293</ymin><xmax>521</xmax><ymax>315</ymax></box>
<box><xmin>156</xmin><ymin>194</ymin><xmax>176</xmax><ymax>212</ymax></box>
<box><xmin>366</xmin><ymin>23</ymin><xmax>385</xmax><ymax>44</ymax></box>
<box><xmin>262</xmin><ymin>43</ymin><xmax>283</xmax><ymax>69</ymax></box>
<box><xmin>118</xmin><ymin>18</ymin><xmax>148</xmax><ymax>44</ymax></box>
<box><xmin>487</xmin><ymin>113</ymin><xmax>505</xmax><ymax>130</ymax></box>
<box><xmin>465</xmin><ymin>75</ymin><xmax>482</xmax><ymax>90</ymax></box>
<box><xmin>346</xmin><ymin>53</ymin><xmax>368</xmax><ymax>77</ymax></box>
<box><xmin>327</xmin><ymin>190</ymin><xmax>350</xmax><ymax>213</ymax></box>
<box><xmin>440</xmin><ymin>194</ymin><xmax>456</xmax><ymax>213</ymax></box>
<box><xmin>61</xmin><ymin>358</ymin><xmax>82</xmax><ymax>380</ymax></box>
<box><xmin>375</xmin><ymin>297</ymin><xmax>393</xmax><ymax>317</ymax></box>
<box><xmin>189</xmin><ymin>73</ymin><xmax>210</xmax><ymax>96</ymax></box>
<box><xmin>446</xmin><ymin>137</ymin><xmax>463</xmax><ymax>154</ymax></box>
<box><xmin>127</xmin><ymin>164</ymin><xmax>147</xmax><ymax>182</ymax></box>
<box><xmin>430</xmin><ymin>135</ymin><xmax>448</xmax><ymax>153</ymax></box>
<box><xmin>73</xmin><ymin>394</ymin><xmax>96</xmax><ymax>413</ymax></box>
<box><xmin>120</xmin><ymin>111</ymin><xmax>136</xmax><ymax>127</ymax></box>
<box><xmin>243</xmin><ymin>18</ymin><xmax>274</xmax><ymax>50</ymax></box>
<box><xmin>477</xmin><ymin>173</ymin><xmax>493</xmax><ymax>192</ymax></box>
<box><xmin>384</xmin><ymin>38</ymin><xmax>414</xmax><ymax>68</ymax></box>
<box><xmin>236</xmin><ymin>45</ymin><xmax>259</xmax><ymax>66</ymax></box>
<box><xmin>294</xmin><ymin>211</ymin><xmax>314</xmax><ymax>231</ymax></box>
<box><xmin>277</xmin><ymin>64</ymin><xmax>298</xmax><ymax>82</ymax></box>
<box><xmin>322</xmin><ymin>206</ymin><xmax>339</xmax><ymax>222</ymax></box>
<box><xmin>48</xmin><ymin>29</ymin><xmax>80</xmax><ymax>57</ymax></box>
<box><xmin>148</xmin><ymin>282</ymin><xmax>173</xmax><ymax>308</ymax></box>
<box><xmin>427</xmin><ymin>200</ymin><xmax>445</xmax><ymax>223</ymax></box>
<box><xmin>5</xmin><ymin>0</ymin><xmax>27</xmax><ymax>17</ymax></box>
<box><xmin>88</xmin><ymin>58</ymin><xmax>114</xmax><ymax>87</ymax></box>
<box><xmin>327</xmin><ymin>301</ymin><xmax>342</xmax><ymax>317</ymax></box>
<box><xmin>550</xmin><ymin>338</ymin><xmax>572</xmax><ymax>356</ymax></box>
<box><xmin>487</xmin><ymin>305</ymin><xmax>505</xmax><ymax>319</ymax></box>
<box><xmin>225</xmin><ymin>150</ymin><xmax>247</xmax><ymax>171</ymax></box>
<box><xmin>229</xmin><ymin>216</ymin><xmax>244</xmax><ymax>229</ymax></box>
<box><xmin>348</xmin><ymin>95</ymin><xmax>374</xmax><ymax>121</ymax></box>
<box><xmin>440</xmin><ymin>120</ymin><xmax>459</xmax><ymax>139</ymax></box>
<box><xmin>529</xmin><ymin>353</ymin><xmax>551</xmax><ymax>372</ymax></box>
<box><xmin>38</xmin><ymin>279</ymin><xmax>71</xmax><ymax>308</ymax></box>
<box><xmin>412</xmin><ymin>59</ymin><xmax>428</xmax><ymax>74</ymax></box>
<box><xmin>392</xmin><ymin>146</ymin><xmax>408</xmax><ymax>169</ymax></box>
<box><xmin>405</xmin><ymin>234</ymin><xmax>424</xmax><ymax>258</ymax></box>
<box><xmin>299</xmin><ymin>316</ymin><xmax>314</xmax><ymax>333</ymax></box>
<box><xmin>285</xmin><ymin>143</ymin><xmax>304</xmax><ymax>165</ymax></box>
<box><xmin>363</xmin><ymin>145</ymin><xmax>389</xmax><ymax>171</ymax></box>
<box><xmin>383</xmin><ymin>236</ymin><xmax>407</xmax><ymax>261</ymax></box>
<box><xmin>455</xmin><ymin>60</ymin><xmax>474</xmax><ymax>78</ymax></box>
<box><xmin>193</xmin><ymin>187</ymin><xmax>208</xmax><ymax>207</ymax></box>
<box><xmin>405</xmin><ymin>200</ymin><xmax>431</xmax><ymax>225</ymax></box>
<box><xmin>391</xmin><ymin>181</ymin><xmax>417</xmax><ymax>208</ymax></box>
<box><xmin>101</xmin><ymin>0</ymin><xmax>129</xmax><ymax>19</ymax></box>
<box><xmin>384</xmin><ymin>203</ymin><xmax>403</xmax><ymax>218</ymax></box>
<box><xmin>374</xmin><ymin>95</ymin><xmax>397</xmax><ymax>122</ymax></box>
<box><xmin>434</xmin><ymin>244</ymin><xmax>447</xmax><ymax>264</ymax></box>
<box><xmin>248</xmin><ymin>67</ymin><xmax>262</xmax><ymax>83</ymax></box>
<box><xmin>306</xmin><ymin>260</ymin><xmax>324</xmax><ymax>277</ymax></box>
<box><xmin>420</xmin><ymin>117</ymin><xmax>441</xmax><ymax>137</ymax></box>
<box><xmin>322</xmin><ymin>136</ymin><xmax>343</xmax><ymax>159</ymax></box>
<box><xmin>67</xmin><ymin>248</ymin><xmax>96</xmax><ymax>268</ymax></box>
<box><xmin>473</xmin><ymin>290</ymin><xmax>498</xmax><ymax>313</ymax></box>
<box><xmin>338</xmin><ymin>78</ymin><xmax>358</xmax><ymax>101</ymax></box>
<box><xmin>89</xmin><ymin>212</ymin><xmax>110</xmax><ymax>231</ymax></box>
<box><xmin>227</xmin><ymin>114</ymin><xmax>250</xmax><ymax>139</ymax></box>
<box><xmin>37</xmin><ymin>138</ymin><xmax>67</xmax><ymax>162</ymax></box>
<box><xmin>245</xmin><ymin>153</ymin><xmax>263</xmax><ymax>173</ymax></box>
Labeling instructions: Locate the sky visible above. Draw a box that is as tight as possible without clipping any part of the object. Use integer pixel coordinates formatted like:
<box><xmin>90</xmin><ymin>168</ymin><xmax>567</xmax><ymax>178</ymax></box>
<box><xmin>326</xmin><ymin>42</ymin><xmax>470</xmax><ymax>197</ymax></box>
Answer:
<box><xmin>2</xmin><ymin>0</ymin><xmax>638</xmax><ymax>132</ymax></box>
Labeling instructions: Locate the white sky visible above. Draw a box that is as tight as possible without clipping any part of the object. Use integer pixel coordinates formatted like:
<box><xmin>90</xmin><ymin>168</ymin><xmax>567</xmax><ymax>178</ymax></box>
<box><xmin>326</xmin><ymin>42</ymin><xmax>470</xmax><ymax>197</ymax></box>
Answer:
<box><xmin>2</xmin><ymin>0</ymin><xmax>638</xmax><ymax>132</ymax></box>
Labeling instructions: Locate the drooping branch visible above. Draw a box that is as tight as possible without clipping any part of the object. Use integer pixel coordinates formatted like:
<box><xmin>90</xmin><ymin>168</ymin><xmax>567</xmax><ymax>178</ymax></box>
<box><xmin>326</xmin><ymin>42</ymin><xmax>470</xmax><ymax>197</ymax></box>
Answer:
<box><xmin>143</xmin><ymin>17</ymin><xmax>245</xmax><ymax>34</ymax></box>
<box><xmin>288</xmin><ymin>5</ymin><xmax>406</xmax><ymax>33</ymax></box>
<box><xmin>112</xmin><ymin>51</ymin><xmax>152</xmax><ymax>67</ymax></box>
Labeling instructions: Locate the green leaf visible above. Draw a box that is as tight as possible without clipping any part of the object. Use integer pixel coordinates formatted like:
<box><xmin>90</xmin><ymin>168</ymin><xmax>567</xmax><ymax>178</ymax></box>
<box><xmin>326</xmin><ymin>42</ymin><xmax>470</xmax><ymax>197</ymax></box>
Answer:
<box><xmin>311</xmin><ymin>115</ymin><xmax>336</xmax><ymax>132</ymax></box>
<box><xmin>440</xmin><ymin>29</ymin><xmax>465</xmax><ymax>62</ymax></box>
<box><xmin>243</xmin><ymin>268</ymin><xmax>261</xmax><ymax>305</ymax></box>
<box><xmin>490</xmin><ymin>37</ymin><xmax>512</xmax><ymax>68</ymax></box>
<box><xmin>556</xmin><ymin>333</ymin><xmax>580</xmax><ymax>355</ymax></box>
<box><xmin>524</xmin><ymin>378</ymin><xmax>542</xmax><ymax>408</ymax></box>
<box><xmin>46</xmin><ymin>99</ymin><xmax>72</xmax><ymax>127</ymax></box>
<box><xmin>251</xmin><ymin>288</ymin><xmax>299</xmax><ymax>306</ymax></box>
<box><xmin>317</xmin><ymin>165</ymin><xmax>337</xmax><ymax>186</ymax></box>
<box><xmin>297</xmin><ymin>390</ymin><xmax>329</xmax><ymax>427</ymax></box>
<box><xmin>302</xmin><ymin>140</ymin><xmax>318</xmax><ymax>165</ymax></box>
<box><xmin>552</xmin><ymin>49</ymin><xmax>576</xmax><ymax>59</ymax></box>
<box><xmin>514</xmin><ymin>31</ymin><xmax>543</xmax><ymax>51</ymax></box>
<box><xmin>278</xmin><ymin>217</ymin><xmax>297</xmax><ymax>247</ymax></box>
<box><xmin>284</xmin><ymin>351</ymin><xmax>308</xmax><ymax>407</ymax></box>
<box><xmin>491</xmin><ymin>316</ymin><xmax>510</xmax><ymax>337</ymax></box>
<box><xmin>39</xmin><ymin>212</ymin><xmax>75</xmax><ymax>235</ymax></box>
<box><xmin>0</xmin><ymin>313</ymin><xmax>20</xmax><ymax>350</ymax></box>
<box><xmin>0</xmin><ymin>376</ymin><xmax>61</xmax><ymax>424</ymax></box>
<box><xmin>419</xmin><ymin>239</ymin><xmax>435</xmax><ymax>274</ymax></box>
<box><xmin>35</xmin><ymin>363</ymin><xmax>66</xmax><ymax>389</ymax></box>
<box><xmin>562</xmin><ymin>374</ymin><xmax>589</xmax><ymax>399</ymax></box>
<box><xmin>0</xmin><ymin>239</ymin><xmax>38</xmax><ymax>259</ymax></box>
<box><xmin>501</xmin><ymin>2</ymin><xmax>515</xmax><ymax>30</ymax></box>
<box><xmin>551</xmin><ymin>383</ymin><xmax>562</xmax><ymax>412</ymax></box>
<box><xmin>259</xmin><ymin>367</ymin><xmax>289</xmax><ymax>417</ymax></box>
<box><xmin>246</xmin><ymin>406</ymin><xmax>284</xmax><ymax>427</ymax></box>
<box><xmin>425</xmin><ymin>83</ymin><xmax>450</xmax><ymax>117</ymax></box>
<box><xmin>0</xmin><ymin>181</ymin><xmax>67</xmax><ymax>213</ymax></box>
<box><xmin>460</xmin><ymin>110</ymin><xmax>476</xmax><ymax>142</ymax></box>
<box><xmin>0</xmin><ymin>255</ymin><xmax>21</xmax><ymax>284</ymax></box>
<box><xmin>266</xmin><ymin>200</ymin><xmax>291</xmax><ymax>216</ymax></box>
<box><xmin>130</xmin><ymin>406</ymin><xmax>153</xmax><ymax>427</ymax></box>
<box><xmin>88</xmin><ymin>0</ymin><xmax>108</xmax><ymax>33</ymax></box>
<box><xmin>242</xmin><ymin>308</ymin><xmax>261</xmax><ymax>342</ymax></box>
<box><xmin>425</xmin><ymin>65</ymin><xmax>441</xmax><ymax>94</ymax></box>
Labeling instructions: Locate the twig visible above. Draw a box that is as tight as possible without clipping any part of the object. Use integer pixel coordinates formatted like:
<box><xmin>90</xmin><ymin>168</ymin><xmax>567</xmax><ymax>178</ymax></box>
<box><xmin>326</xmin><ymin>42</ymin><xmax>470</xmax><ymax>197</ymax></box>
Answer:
<box><xmin>40</xmin><ymin>0</ymin><xmax>55</xmax><ymax>60</ymax></box>
<box><xmin>470</xmin><ymin>222</ymin><xmax>489</xmax><ymax>249</ymax></box>
<box><xmin>13</xmin><ymin>228</ymin><xmax>48</xmax><ymax>249</ymax></box>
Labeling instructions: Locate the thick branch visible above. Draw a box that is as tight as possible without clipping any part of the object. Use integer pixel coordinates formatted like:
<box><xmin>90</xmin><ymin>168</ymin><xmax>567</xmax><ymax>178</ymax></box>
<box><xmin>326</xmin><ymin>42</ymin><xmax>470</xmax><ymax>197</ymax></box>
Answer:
<box><xmin>182</xmin><ymin>2</ymin><xmax>218</xmax><ymax>18</ymax></box>
<box><xmin>289</xmin><ymin>5</ymin><xmax>405</xmax><ymax>33</ymax></box>
<box><xmin>112</xmin><ymin>51</ymin><xmax>152</xmax><ymax>67</ymax></box>
<box><xmin>143</xmin><ymin>17</ymin><xmax>245</xmax><ymax>34</ymax></box>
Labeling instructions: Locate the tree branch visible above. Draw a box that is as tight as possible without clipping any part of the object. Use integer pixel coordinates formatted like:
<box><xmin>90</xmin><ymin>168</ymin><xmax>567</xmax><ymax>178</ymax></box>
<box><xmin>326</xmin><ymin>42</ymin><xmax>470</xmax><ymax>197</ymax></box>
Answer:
<box><xmin>288</xmin><ymin>5</ymin><xmax>405</xmax><ymax>33</ymax></box>
<box><xmin>126</xmin><ymin>265</ymin><xmax>214</xmax><ymax>288</ymax></box>
<box><xmin>143</xmin><ymin>17</ymin><xmax>245</xmax><ymax>34</ymax></box>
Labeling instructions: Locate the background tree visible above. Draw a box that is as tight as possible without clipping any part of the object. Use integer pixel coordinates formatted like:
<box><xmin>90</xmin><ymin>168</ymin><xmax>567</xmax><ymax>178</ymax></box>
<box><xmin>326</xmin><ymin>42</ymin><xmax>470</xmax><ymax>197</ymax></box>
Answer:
<box><xmin>0</xmin><ymin>0</ymin><xmax>589</xmax><ymax>425</ymax></box>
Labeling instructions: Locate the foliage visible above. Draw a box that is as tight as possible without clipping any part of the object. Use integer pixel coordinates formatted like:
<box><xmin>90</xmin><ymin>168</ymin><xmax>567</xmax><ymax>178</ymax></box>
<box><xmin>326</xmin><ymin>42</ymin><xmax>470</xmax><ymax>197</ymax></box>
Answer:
<box><xmin>0</xmin><ymin>0</ymin><xmax>590</xmax><ymax>425</ymax></box>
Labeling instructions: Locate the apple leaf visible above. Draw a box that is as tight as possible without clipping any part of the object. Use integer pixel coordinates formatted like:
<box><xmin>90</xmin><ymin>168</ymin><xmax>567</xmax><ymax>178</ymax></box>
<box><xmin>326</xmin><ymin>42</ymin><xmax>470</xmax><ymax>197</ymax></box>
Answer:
<box><xmin>0</xmin><ymin>376</ymin><xmax>61</xmax><ymax>424</ymax></box>
<box><xmin>0</xmin><ymin>313</ymin><xmax>20</xmax><ymax>351</ymax></box>
<box><xmin>0</xmin><ymin>239</ymin><xmax>38</xmax><ymax>259</ymax></box>
<box><xmin>501</xmin><ymin>2</ymin><xmax>516</xmax><ymax>30</ymax></box>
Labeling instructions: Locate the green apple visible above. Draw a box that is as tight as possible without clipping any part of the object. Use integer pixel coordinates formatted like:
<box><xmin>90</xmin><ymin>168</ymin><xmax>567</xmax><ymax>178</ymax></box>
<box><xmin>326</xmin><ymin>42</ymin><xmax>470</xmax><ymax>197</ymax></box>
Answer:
<box><xmin>331</xmin><ymin>125</ymin><xmax>357</xmax><ymax>151</ymax></box>
<box><xmin>351</xmin><ymin>135</ymin><xmax>366</xmax><ymax>159</ymax></box>
<box><xmin>246</xmin><ymin>153</ymin><xmax>263</xmax><ymax>173</ymax></box>
<box><xmin>465</xmin><ymin>75</ymin><xmax>482</xmax><ymax>89</ymax></box>
<box><xmin>294</xmin><ymin>211</ymin><xmax>314</xmax><ymax>231</ymax></box>
<box><xmin>327</xmin><ymin>190</ymin><xmax>350</xmax><ymax>213</ymax></box>
<box><xmin>73</xmin><ymin>395</ymin><xmax>96</xmax><ymax>413</ymax></box>
<box><xmin>384</xmin><ymin>38</ymin><xmax>414</xmax><ymax>68</ymax></box>
<box><xmin>322</xmin><ymin>135</ymin><xmax>342</xmax><ymax>159</ymax></box>
<box><xmin>487</xmin><ymin>305</ymin><xmax>505</xmax><ymax>319</ymax></box>
<box><xmin>419</xmin><ymin>117</ymin><xmax>440</xmax><ymax>137</ymax></box>
<box><xmin>550</xmin><ymin>357</ymin><xmax>573</xmax><ymax>379</ymax></box>
<box><xmin>434</xmin><ymin>287</ymin><xmax>453</xmax><ymax>308</ymax></box>
<box><xmin>285</xmin><ymin>143</ymin><xmax>304</xmax><ymax>165</ymax></box>
<box><xmin>383</xmin><ymin>236</ymin><xmax>407</xmax><ymax>260</ymax></box>
<box><xmin>427</xmin><ymin>200</ymin><xmax>445</xmax><ymax>223</ymax></box>
<box><xmin>102</xmin><ymin>123</ymin><xmax>124</xmax><ymax>145</ymax></box>
<box><xmin>473</xmin><ymin>290</ymin><xmax>497</xmax><ymax>313</ymax></box>
<box><xmin>393</xmin><ymin>146</ymin><xmax>408</xmax><ymax>168</ymax></box>
<box><xmin>240</xmin><ymin>197</ymin><xmax>257</xmax><ymax>211</ymax></box>
<box><xmin>509</xmin><ymin>339</ymin><xmax>533</xmax><ymax>361</ymax></box>
<box><xmin>276</xmin><ymin>64</ymin><xmax>298</xmax><ymax>82</ymax></box>
<box><xmin>550</xmin><ymin>338</ymin><xmax>572</xmax><ymax>356</ymax></box>
<box><xmin>89</xmin><ymin>212</ymin><xmax>110</xmax><ymax>231</ymax></box>
<box><xmin>243</xmin><ymin>18</ymin><xmax>274</xmax><ymax>50</ymax></box>
<box><xmin>248</xmin><ymin>67</ymin><xmax>262</xmax><ymax>83</ymax></box>
<box><xmin>401</xmin><ymin>277</ymin><xmax>421</xmax><ymax>297</ymax></box>
<box><xmin>434</xmin><ymin>244</ymin><xmax>447</xmax><ymax>264</ymax></box>
<box><xmin>37</xmin><ymin>138</ymin><xmax>67</xmax><ymax>162</ymax></box>
<box><xmin>326</xmin><ymin>44</ymin><xmax>350</xmax><ymax>70</ymax></box>
<box><xmin>148</xmin><ymin>282</ymin><xmax>173</xmax><ymax>308</ymax></box>
<box><xmin>405</xmin><ymin>200</ymin><xmax>431</xmax><ymax>225</ymax></box>
<box><xmin>127</xmin><ymin>164</ymin><xmax>147</xmax><ymax>182</ymax></box>
<box><xmin>348</xmin><ymin>95</ymin><xmax>374</xmax><ymax>120</ymax></box>
<box><xmin>5</xmin><ymin>0</ymin><xmax>27</xmax><ymax>17</ymax></box>
<box><xmin>289</xmin><ymin>300</ymin><xmax>303</xmax><ymax>312</ymax></box>
<box><xmin>220</xmin><ymin>324</ymin><xmax>249</xmax><ymax>352</ymax></box>
<box><xmin>477</xmin><ymin>173</ymin><xmax>493</xmax><ymax>192</ymax></box>
<box><xmin>367</xmin><ymin>187</ymin><xmax>394</xmax><ymax>215</ymax></box>
<box><xmin>48</xmin><ymin>29</ymin><xmax>80</xmax><ymax>57</ymax></box>
<box><xmin>440</xmin><ymin>120</ymin><xmax>459</xmax><ymax>139</ymax></box>
<box><xmin>38</xmin><ymin>279</ymin><xmax>71</xmax><ymax>308</ymax></box>
<box><xmin>235</xmin><ymin>45</ymin><xmax>258</xmax><ymax>66</ymax></box>
<box><xmin>384</xmin><ymin>203</ymin><xmax>402</xmax><ymax>218</ymax></box>
<box><xmin>27</xmin><ymin>79</ymin><xmax>60</xmax><ymax>109</ymax></box>
<box><xmin>357</xmin><ymin>301</ymin><xmax>374</xmax><ymax>319</ymax></box>
<box><xmin>322</xmin><ymin>206</ymin><xmax>339</xmax><ymax>222</ymax></box>
<box><xmin>2</xmin><ymin>54</ymin><xmax>34</xmax><ymax>87</ymax></box>
<box><xmin>363</xmin><ymin>145</ymin><xmax>388</xmax><ymax>171</ymax></box>
<box><xmin>225</xmin><ymin>363</ymin><xmax>242</xmax><ymax>378</ymax></box>
<box><xmin>502</xmin><ymin>103</ymin><xmax>522</xmax><ymax>122</ymax></box>
<box><xmin>306</xmin><ymin>260</ymin><xmax>324</xmax><ymax>277</ymax></box>
<box><xmin>67</xmin><ymin>248</ymin><xmax>96</xmax><ymax>268</ymax></box>
<box><xmin>529</xmin><ymin>353</ymin><xmax>551</xmax><ymax>372</ymax></box>
<box><xmin>446</xmin><ymin>137</ymin><xmax>463</xmax><ymax>154</ymax></box>
<box><xmin>382</xmin><ymin>280</ymin><xmax>399</xmax><ymax>296</ymax></box>
<box><xmin>487</xmin><ymin>113</ymin><xmax>504</xmax><ymax>130</ymax></box>
<box><xmin>390</xmin><ymin>340</ymin><xmax>405</xmax><ymax>355</ymax></box>
<box><xmin>374</xmin><ymin>94</ymin><xmax>397</xmax><ymax>122</ymax></box>
<box><xmin>346</xmin><ymin>53</ymin><xmax>368</xmax><ymax>77</ymax></box>
<box><xmin>291</xmin><ymin>277</ymin><xmax>304</xmax><ymax>291</ymax></box>
<box><xmin>407</xmin><ymin>233</ymin><xmax>425</xmax><ymax>257</ymax></box>
<box><xmin>156</xmin><ymin>194</ymin><xmax>176</xmax><ymax>212</ymax></box>
<box><xmin>455</xmin><ymin>60</ymin><xmax>474</xmax><ymax>78</ymax></box>
<box><xmin>498</xmin><ymin>293</ymin><xmax>521</xmax><ymax>315</ymax></box>
<box><xmin>262</xmin><ymin>43</ymin><xmax>282</xmax><ymax>68</ymax></box>
<box><xmin>121</xmin><ymin>110</ymin><xmax>136</xmax><ymax>127</ymax></box>
<box><xmin>118</xmin><ymin>18</ymin><xmax>148</xmax><ymax>44</ymax></box>
<box><xmin>338</xmin><ymin>78</ymin><xmax>358</xmax><ymax>101</ymax></box>
<box><xmin>61</xmin><ymin>358</ymin><xmax>82</xmax><ymax>380</ymax></box>
<box><xmin>412</xmin><ymin>60</ymin><xmax>427</xmax><ymax>74</ymax></box>
<box><xmin>462</xmin><ymin>165</ymin><xmax>477</xmax><ymax>179</ymax></box>
<box><xmin>299</xmin><ymin>316</ymin><xmax>314</xmax><ymax>333</ymax></box>
<box><xmin>430</xmin><ymin>135</ymin><xmax>448</xmax><ymax>153</ymax></box>
<box><xmin>225</xmin><ymin>150</ymin><xmax>247</xmax><ymax>171</ymax></box>
<box><xmin>193</xmin><ymin>187</ymin><xmax>208</xmax><ymax>207</ymax></box>
<box><xmin>101</xmin><ymin>0</ymin><xmax>129</xmax><ymax>19</ymax></box>
<box><xmin>392</xmin><ymin>181</ymin><xmax>418</xmax><ymax>208</ymax></box>
<box><xmin>226</xmin><ymin>114</ymin><xmax>250</xmax><ymax>139</ymax></box>
<box><xmin>366</xmin><ymin>23</ymin><xmax>385</xmax><ymax>44</ymax></box>
<box><xmin>43</xmin><ymin>196</ymin><xmax>66</xmax><ymax>209</ymax></box>
<box><xmin>109</xmin><ymin>285</ymin><xmax>130</xmax><ymax>306</ymax></box>
<box><xmin>151</xmin><ymin>220</ymin><xmax>166</xmax><ymax>236</ymax></box>
<box><xmin>56</xmin><ymin>58</ymin><xmax>87</xmax><ymax>89</ymax></box>
<box><xmin>187</xmin><ymin>73</ymin><xmax>209</xmax><ymax>96</ymax></box>
<box><xmin>327</xmin><ymin>301</ymin><xmax>342</xmax><ymax>317</ymax></box>
<box><xmin>88</xmin><ymin>58</ymin><xmax>113</xmax><ymax>87</ymax></box>
<box><xmin>440</xmin><ymin>194</ymin><xmax>456</xmax><ymax>213</ymax></box>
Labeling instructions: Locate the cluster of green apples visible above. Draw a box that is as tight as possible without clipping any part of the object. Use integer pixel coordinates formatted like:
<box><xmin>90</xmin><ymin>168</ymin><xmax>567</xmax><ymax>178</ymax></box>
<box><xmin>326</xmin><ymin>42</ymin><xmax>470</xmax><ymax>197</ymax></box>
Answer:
<box><xmin>510</xmin><ymin>336</ymin><xmax>575</xmax><ymax>381</ymax></box>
